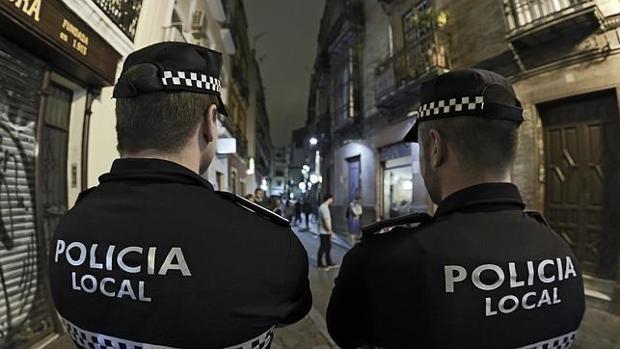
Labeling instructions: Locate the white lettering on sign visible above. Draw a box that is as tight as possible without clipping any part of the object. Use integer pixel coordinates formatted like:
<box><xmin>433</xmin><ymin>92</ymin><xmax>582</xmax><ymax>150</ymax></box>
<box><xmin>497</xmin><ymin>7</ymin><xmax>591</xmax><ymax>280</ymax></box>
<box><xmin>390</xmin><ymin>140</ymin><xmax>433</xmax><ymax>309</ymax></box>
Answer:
<box><xmin>56</xmin><ymin>240</ymin><xmax>191</xmax><ymax>303</ymax></box>
<box><xmin>443</xmin><ymin>257</ymin><xmax>579</xmax><ymax>317</ymax></box>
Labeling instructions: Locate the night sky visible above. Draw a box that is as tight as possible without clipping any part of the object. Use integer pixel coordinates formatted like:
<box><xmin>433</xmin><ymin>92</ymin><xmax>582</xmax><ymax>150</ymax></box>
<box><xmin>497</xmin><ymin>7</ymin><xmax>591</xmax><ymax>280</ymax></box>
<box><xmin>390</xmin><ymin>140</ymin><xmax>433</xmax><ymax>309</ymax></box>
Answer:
<box><xmin>244</xmin><ymin>0</ymin><xmax>326</xmax><ymax>147</ymax></box>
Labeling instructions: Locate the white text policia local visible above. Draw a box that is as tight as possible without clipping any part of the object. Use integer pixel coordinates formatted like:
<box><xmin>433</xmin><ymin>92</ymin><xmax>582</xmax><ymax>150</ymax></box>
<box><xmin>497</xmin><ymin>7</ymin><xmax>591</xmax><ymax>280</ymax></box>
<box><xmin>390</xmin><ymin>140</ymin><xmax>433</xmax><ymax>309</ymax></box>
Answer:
<box><xmin>54</xmin><ymin>240</ymin><xmax>192</xmax><ymax>303</ymax></box>
<box><xmin>444</xmin><ymin>256</ymin><xmax>578</xmax><ymax>317</ymax></box>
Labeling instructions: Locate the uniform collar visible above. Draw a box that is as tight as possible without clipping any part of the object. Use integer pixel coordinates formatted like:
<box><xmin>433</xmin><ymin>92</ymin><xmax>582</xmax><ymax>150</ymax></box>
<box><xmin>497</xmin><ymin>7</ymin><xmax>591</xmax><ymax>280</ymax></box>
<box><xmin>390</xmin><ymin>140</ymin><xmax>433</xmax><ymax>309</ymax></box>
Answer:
<box><xmin>99</xmin><ymin>158</ymin><xmax>214</xmax><ymax>191</ymax></box>
<box><xmin>434</xmin><ymin>182</ymin><xmax>524</xmax><ymax>217</ymax></box>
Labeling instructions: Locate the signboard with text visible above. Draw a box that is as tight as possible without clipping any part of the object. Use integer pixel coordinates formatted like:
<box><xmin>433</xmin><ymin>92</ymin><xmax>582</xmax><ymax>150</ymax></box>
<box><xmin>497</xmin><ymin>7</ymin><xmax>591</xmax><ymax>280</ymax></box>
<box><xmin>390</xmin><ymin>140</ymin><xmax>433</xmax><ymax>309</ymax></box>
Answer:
<box><xmin>0</xmin><ymin>0</ymin><xmax>122</xmax><ymax>85</ymax></box>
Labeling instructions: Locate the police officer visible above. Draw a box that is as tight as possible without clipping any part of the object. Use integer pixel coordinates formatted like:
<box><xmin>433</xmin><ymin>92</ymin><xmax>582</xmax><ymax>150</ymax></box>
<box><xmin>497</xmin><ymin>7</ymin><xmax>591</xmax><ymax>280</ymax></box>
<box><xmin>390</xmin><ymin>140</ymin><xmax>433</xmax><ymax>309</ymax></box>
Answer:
<box><xmin>49</xmin><ymin>42</ymin><xmax>312</xmax><ymax>348</ymax></box>
<box><xmin>326</xmin><ymin>69</ymin><xmax>585</xmax><ymax>348</ymax></box>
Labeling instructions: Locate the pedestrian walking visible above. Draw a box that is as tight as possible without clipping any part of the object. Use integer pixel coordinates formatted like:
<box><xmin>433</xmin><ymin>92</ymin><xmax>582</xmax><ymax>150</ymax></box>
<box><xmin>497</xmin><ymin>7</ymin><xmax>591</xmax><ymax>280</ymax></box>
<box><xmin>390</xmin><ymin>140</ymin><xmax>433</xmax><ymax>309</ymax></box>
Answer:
<box><xmin>294</xmin><ymin>200</ymin><xmax>302</xmax><ymax>226</ymax></box>
<box><xmin>253</xmin><ymin>188</ymin><xmax>266</xmax><ymax>207</ymax></box>
<box><xmin>317</xmin><ymin>194</ymin><xmax>338</xmax><ymax>270</ymax></box>
<box><xmin>347</xmin><ymin>196</ymin><xmax>363</xmax><ymax>242</ymax></box>
<box><xmin>302</xmin><ymin>199</ymin><xmax>313</xmax><ymax>228</ymax></box>
<box><xmin>327</xmin><ymin>69</ymin><xmax>585</xmax><ymax>348</ymax></box>
<box><xmin>285</xmin><ymin>199</ymin><xmax>295</xmax><ymax>223</ymax></box>
<box><xmin>49</xmin><ymin>42</ymin><xmax>311</xmax><ymax>349</ymax></box>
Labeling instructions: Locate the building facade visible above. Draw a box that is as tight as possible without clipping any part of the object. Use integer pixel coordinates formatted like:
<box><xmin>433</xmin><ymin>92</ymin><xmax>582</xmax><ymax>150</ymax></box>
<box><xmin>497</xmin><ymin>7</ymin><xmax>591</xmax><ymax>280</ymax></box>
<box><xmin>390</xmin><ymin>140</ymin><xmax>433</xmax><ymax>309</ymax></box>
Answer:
<box><xmin>308</xmin><ymin>0</ymin><xmax>620</xmax><ymax>342</ymax></box>
<box><xmin>0</xmin><ymin>0</ymin><xmax>137</xmax><ymax>346</ymax></box>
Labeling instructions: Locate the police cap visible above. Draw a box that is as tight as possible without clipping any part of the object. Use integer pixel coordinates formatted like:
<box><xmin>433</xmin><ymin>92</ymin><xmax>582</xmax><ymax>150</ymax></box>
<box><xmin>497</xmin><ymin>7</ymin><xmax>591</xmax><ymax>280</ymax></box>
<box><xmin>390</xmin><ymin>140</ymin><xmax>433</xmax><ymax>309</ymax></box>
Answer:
<box><xmin>112</xmin><ymin>42</ymin><xmax>228</xmax><ymax>116</ymax></box>
<box><xmin>403</xmin><ymin>69</ymin><xmax>523</xmax><ymax>142</ymax></box>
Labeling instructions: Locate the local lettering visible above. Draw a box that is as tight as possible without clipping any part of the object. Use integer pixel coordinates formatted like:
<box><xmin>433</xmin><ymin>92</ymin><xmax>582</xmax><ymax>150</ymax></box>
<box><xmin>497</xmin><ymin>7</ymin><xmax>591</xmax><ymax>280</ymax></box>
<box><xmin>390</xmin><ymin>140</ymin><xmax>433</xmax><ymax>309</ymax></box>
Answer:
<box><xmin>8</xmin><ymin>0</ymin><xmax>41</xmax><ymax>22</ymax></box>
<box><xmin>54</xmin><ymin>240</ymin><xmax>192</xmax><ymax>303</ymax></box>
<box><xmin>444</xmin><ymin>257</ymin><xmax>578</xmax><ymax>317</ymax></box>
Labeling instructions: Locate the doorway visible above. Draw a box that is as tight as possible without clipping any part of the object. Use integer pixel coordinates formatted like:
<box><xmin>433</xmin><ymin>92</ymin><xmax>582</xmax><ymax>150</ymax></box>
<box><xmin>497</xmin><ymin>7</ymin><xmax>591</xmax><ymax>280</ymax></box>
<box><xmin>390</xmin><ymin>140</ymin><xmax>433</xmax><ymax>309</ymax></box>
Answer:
<box><xmin>40</xmin><ymin>82</ymin><xmax>72</xmax><ymax>248</ymax></box>
<box><xmin>539</xmin><ymin>89</ymin><xmax>620</xmax><ymax>280</ymax></box>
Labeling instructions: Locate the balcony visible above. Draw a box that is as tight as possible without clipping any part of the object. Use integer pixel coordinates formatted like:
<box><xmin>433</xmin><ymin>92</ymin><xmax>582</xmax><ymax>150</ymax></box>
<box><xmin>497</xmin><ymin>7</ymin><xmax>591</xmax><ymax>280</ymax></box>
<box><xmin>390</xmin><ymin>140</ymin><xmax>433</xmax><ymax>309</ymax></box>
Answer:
<box><xmin>328</xmin><ymin>2</ymin><xmax>364</xmax><ymax>56</ymax></box>
<box><xmin>504</xmin><ymin>0</ymin><xmax>603</xmax><ymax>47</ymax></box>
<box><xmin>92</xmin><ymin>0</ymin><xmax>142</xmax><ymax>41</ymax></box>
<box><xmin>375</xmin><ymin>30</ymin><xmax>449</xmax><ymax>111</ymax></box>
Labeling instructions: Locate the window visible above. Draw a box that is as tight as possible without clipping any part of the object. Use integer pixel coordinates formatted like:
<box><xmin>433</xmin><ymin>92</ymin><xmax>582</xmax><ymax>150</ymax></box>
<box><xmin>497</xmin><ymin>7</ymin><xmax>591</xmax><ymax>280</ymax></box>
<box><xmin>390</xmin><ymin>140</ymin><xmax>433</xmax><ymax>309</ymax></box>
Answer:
<box><xmin>216</xmin><ymin>171</ymin><xmax>224</xmax><ymax>191</ymax></box>
<box><xmin>230</xmin><ymin>169</ymin><xmax>238</xmax><ymax>194</ymax></box>
<box><xmin>332</xmin><ymin>47</ymin><xmax>357</xmax><ymax>124</ymax></box>
<box><xmin>402</xmin><ymin>0</ymin><xmax>431</xmax><ymax>47</ymax></box>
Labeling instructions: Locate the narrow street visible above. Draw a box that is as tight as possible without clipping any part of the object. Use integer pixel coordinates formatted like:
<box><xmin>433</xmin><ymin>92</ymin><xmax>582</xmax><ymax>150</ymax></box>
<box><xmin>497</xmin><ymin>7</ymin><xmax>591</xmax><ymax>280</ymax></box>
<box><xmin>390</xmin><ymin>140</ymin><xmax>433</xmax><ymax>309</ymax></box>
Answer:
<box><xmin>271</xmin><ymin>221</ymin><xmax>351</xmax><ymax>349</ymax></box>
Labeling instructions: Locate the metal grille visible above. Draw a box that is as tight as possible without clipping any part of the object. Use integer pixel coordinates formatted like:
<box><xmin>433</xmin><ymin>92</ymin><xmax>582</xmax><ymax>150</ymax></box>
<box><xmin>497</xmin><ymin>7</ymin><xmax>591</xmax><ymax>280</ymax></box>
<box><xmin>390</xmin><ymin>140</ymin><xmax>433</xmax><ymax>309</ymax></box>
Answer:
<box><xmin>41</xmin><ymin>83</ymin><xmax>71</xmax><ymax>279</ymax></box>
<box><xmin>91</xmin><ymin>0</ymin><xmax>143</xmax><ymax>41</ymax></box>
<box><xmin>375</xmin><ymin>29</ymin><xmax>449</xmax><ymax>100</ymax></box>
<box><xmin>0</xmin><ymin>35</ymin><xmax>55</xmax><ymax>347</ymax></box>
<box><xmin>503</xmin><ymin>0</ymin><xmax>591</xmax><ymax>31</ymax></box>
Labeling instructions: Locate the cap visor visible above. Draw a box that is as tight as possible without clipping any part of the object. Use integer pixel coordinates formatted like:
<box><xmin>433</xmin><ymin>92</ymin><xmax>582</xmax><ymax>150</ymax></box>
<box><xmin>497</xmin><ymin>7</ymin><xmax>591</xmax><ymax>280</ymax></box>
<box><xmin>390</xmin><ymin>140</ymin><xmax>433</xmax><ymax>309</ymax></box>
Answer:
<box><xmin>403</xmin><ymin>121</ymin><xmax>419</xmax><ymax>143</ymax></box>
<box><xmin>217</xmin><ymin>95</ymin><xmax>229</xmax><ymax>116</ymax></box>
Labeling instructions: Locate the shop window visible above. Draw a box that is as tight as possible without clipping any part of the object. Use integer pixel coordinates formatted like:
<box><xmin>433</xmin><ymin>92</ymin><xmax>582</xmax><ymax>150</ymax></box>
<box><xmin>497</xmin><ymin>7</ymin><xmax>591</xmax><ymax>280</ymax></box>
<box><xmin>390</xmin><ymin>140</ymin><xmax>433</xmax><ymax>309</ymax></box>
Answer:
<box><xmin>383</xmin><ymin>164</ymin><xmax>414</xmax><ymax>219</ymax></box>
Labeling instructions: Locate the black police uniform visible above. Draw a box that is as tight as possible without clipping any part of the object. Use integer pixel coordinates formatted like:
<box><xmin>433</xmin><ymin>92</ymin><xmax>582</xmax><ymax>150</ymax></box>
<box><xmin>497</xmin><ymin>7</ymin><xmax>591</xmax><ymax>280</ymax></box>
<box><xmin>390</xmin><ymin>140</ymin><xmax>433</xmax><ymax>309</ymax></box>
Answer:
<box><xmin>49</xmin><ymin>43</ymin><xmax>312</xmax><ymax>349</ymax></box>
<box><xmin>326</xmin><ymin>69</ymin><xmax>585</xmax><ymax>349</ymax></box>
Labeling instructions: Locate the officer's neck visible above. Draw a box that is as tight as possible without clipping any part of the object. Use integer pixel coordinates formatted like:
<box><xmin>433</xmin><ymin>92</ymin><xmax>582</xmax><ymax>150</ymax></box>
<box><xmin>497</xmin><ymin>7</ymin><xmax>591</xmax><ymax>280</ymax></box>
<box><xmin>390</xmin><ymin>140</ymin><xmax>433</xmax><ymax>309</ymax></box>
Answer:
<box><xmin>121</xmin><ymin>147</ymin><xmax>200</xmax><ymax>174</ymax></box>
<box><xmin>439</xmin><ymin>170</ymin><xmax>511</xmax><ymax>201</ymax></box>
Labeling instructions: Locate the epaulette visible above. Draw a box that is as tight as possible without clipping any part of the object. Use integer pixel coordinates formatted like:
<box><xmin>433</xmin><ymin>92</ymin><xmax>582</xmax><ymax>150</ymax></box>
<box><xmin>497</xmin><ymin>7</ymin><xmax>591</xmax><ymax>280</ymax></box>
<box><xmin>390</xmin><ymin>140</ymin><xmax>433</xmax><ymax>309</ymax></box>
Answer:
<box><xmin>75</xmin><ymin>186</ymin><xmax>97</xmax><ymax>204</ymax></box>
<box><xmin>216</xmin><ymin>191</ymin><xmax>290</xmax><ymax>227</ymax></box>
<box><xmin>361</xmin><ymin>212</ymin><xmax>432</xmax><ymax>241</ymax></box>
<box><xmin>524</xmin><ymin>210</ymin><xmax>550</xmax><ymax>227</ymax></box>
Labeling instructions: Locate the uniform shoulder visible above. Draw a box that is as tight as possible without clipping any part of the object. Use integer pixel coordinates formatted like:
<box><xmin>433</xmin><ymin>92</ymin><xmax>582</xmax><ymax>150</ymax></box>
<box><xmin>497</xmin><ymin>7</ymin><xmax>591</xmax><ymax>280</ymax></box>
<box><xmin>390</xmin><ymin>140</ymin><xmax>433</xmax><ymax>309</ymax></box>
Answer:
<box><xmin>75</xmin><ymin>186</ymin><xmax>98</xmax><ymax>204</ymax></box>
<box><xmin>361</xmin><ymin>212</ymin><xmax>432</xmax><ymax>243</ymax></box>
<box><xmin>215</xmin><ymin>191</ymin><xmax>290</xmax><ymax>227</ymax></box>
<box><xmin>523</xmin><ymin>210</ymin><xmax>550</xmax><ymax>227</ymax></box>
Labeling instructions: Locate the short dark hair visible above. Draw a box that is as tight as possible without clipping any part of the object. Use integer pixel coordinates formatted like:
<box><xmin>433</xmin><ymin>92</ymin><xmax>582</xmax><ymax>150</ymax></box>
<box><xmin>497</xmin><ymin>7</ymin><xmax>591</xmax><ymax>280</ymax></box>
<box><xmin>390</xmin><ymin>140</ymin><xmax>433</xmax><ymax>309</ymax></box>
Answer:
<box><xmin>255</xmin><ymin>188</ymin><xmax>264</xmax><ymax>194</ymax></box>
<box><xmin>418</xmin><ymin>116</ymin><xmax>519</xmax><ymax>175</ymax></box>
<box><xmin>323</xmin><ymin>193</ymin><xmax>334</xmax><ymax>203</ymax></box>
<box><xmin>115</xmin><ymin>67</ymin><xmax>218</xmax><ymax>154</ymax></box>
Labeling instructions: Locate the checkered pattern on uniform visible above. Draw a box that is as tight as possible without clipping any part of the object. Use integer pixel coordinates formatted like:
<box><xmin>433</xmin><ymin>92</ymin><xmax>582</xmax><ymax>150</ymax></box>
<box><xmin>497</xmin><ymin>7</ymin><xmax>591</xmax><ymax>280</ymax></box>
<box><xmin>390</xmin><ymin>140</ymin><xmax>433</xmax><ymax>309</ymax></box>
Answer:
<box><xmin>62</xmin><ymin>316</ymin><xmax>274</xmax><ymax>349</ymax></box>
<box><xmin>161</xmin><ymin>71</ymin><xmax>222</xmax><ymax>93</ymax></box>
<box><xmin>516</xmin><ymin>331</ymin><xmax>577</xmax><ymax>349</ymax></box>
<box><xmin>418</xmin><ymin>96</ymin><xmax>484</xmax><ymax>118</ymax></box>
<box><xmin>222</xmin><ymin>327</ymin><xmax>274</xmax><ymax>349</ymax></box>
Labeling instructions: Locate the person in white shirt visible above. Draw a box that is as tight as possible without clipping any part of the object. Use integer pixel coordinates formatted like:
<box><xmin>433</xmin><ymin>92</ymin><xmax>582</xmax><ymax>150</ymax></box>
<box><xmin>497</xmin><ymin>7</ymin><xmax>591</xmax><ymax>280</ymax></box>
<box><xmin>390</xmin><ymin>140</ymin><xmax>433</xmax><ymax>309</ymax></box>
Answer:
<box><xmin>318</xmin><ymin>194</ymin><xmax>338</xmax><ymax>270</ymax></box>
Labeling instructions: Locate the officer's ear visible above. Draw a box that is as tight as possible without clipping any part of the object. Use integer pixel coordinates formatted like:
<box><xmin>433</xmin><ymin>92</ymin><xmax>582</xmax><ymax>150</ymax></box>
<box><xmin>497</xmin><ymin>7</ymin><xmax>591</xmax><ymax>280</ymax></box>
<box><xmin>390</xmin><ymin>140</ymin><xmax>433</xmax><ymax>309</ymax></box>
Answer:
<box><xmin>202</xmin><ymin>104</ymin><xmax>218</xmax><ymax>143</ymax></box>
<box><xmin>428</xmin><ymin>128</ymin><xmax>447</xmax><ymax>168</ymax></box>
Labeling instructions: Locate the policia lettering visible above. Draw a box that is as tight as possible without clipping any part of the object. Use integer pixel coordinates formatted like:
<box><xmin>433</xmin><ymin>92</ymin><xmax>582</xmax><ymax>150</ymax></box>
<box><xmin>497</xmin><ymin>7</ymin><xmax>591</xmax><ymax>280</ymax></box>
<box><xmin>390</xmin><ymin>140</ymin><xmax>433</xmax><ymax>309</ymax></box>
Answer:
<box><xmin>444</xmin><ymin>256</ymin><xmax>578</xmax><ymax>317</ymax></box>
<box><xmin>54</xmin><ymin>240</ymin><xmax>192</xmax><ymax>303</ymax></box>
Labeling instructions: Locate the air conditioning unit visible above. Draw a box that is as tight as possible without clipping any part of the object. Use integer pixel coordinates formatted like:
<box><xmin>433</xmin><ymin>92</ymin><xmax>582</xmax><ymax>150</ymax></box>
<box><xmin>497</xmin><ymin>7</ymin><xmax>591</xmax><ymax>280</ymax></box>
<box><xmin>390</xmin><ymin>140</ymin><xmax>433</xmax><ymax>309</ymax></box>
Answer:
<box><xmin>191</xmin><ymin>10</ymin><xmax>206</xmax><ymax>38</ymax></box>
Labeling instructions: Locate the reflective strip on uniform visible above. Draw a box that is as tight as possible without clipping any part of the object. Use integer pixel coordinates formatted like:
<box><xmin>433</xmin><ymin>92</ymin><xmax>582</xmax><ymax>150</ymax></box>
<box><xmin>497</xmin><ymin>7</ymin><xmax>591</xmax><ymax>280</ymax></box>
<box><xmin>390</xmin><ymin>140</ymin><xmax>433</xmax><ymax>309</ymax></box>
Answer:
<box><xmin>61</xmin><ymin>316</ymin><xmax>275</xmax><ymax>349</ymax></box>
<box><xmin>516</xmin><ymin>331</ymin><xmax>577</xmax><ymax>349</ymax></box>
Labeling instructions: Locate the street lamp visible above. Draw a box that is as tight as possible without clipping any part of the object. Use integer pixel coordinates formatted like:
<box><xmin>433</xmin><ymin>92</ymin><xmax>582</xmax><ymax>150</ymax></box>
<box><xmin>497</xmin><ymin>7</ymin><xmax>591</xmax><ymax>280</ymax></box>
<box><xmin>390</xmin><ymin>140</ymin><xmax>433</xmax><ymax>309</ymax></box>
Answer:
<box><xmin>309</xmin><ymin>137</ymin><xmax>318</xmax><ymax>146</ymax></box>
<box><xmin>309</xmin><ymin>173</ymin><xmax>319</xmax><ymax>184</ymax></box>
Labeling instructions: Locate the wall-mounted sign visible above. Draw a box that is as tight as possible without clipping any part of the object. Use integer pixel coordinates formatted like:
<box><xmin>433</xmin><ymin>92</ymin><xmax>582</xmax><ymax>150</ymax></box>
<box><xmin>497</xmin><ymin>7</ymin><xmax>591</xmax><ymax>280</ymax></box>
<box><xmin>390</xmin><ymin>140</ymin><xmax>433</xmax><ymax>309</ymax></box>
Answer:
<box><xmin>1</xmin><ymin>0</ymin><xmax>122</xmax><ymax>85</ymax></box>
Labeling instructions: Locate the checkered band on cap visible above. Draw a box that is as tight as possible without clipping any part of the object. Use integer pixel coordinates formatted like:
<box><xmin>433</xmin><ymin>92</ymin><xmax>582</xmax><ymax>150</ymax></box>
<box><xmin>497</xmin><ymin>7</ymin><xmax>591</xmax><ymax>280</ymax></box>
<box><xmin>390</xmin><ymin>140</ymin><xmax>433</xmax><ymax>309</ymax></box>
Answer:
<box><xmin>161</xmin><ymin>70</ymin><xmax>222</xmax><ymax>93</ymax></box>
<box><xmin>515</xmin><ymin>330</ymin><xmax>577</xmax><ymax>349</ymax></box>
<box><xmin>62</xmin><ymin>316</ymin><xmax>274</xmax><ymax>349</ymax></box>
<box><xmin>418</xmin><ymin>96</ymin><xmax>485</xmax><ymax>118</ymax></box>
